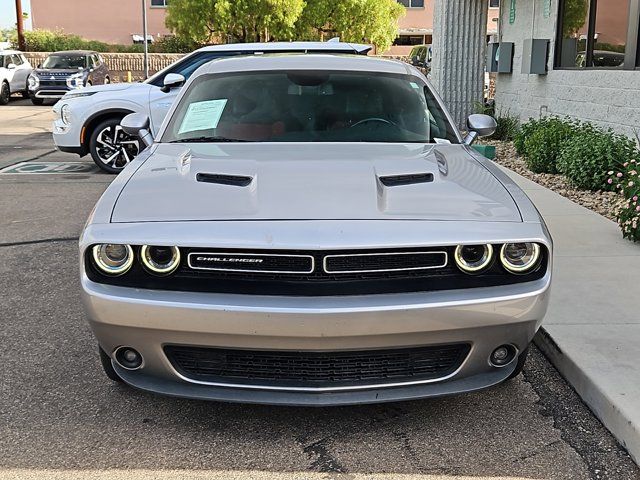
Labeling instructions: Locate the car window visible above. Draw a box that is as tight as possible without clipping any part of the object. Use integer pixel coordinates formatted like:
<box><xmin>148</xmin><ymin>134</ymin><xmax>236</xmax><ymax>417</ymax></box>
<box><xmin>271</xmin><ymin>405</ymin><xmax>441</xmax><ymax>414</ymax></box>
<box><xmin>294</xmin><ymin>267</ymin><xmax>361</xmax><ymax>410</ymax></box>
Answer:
<box><xmin>1</xmin><ymin>55</ymin><xmax>7</xmax><ymax>68</ymax></box>
<box><xmin>42</xmin><ymin>54</ymin><xmax>87</xmax><ymax>69</ymax></box>
<box><xmin>162</xmin><ymin>70</ymin><xmax>459</xmax><ymax>144</ymax></box>
<box><xmin>10</xmin><ymin>54</ymin><xmax>23</xmax><ymax>66</ymax></box>
<box><xmin>146</xmin><ymin>52</ymin><xmax>244</xmax><ymax>87</ymax></box>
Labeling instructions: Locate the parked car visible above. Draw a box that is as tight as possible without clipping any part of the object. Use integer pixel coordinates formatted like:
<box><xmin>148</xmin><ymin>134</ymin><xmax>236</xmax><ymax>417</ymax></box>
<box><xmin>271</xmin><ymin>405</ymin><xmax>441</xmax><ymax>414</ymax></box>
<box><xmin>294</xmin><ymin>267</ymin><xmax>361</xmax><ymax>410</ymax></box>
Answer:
<box><xmin>80</xmin><ymin>53</ymin><xmax>552</xmax><ymax>405</ymax></box>
<box><xmin>0</xmin><ymin>49</ymin><xmax>32</xmax><ymax>105</ymax></box>
<box><xmin>409</xmin><ymin>44</ymin><xmax>432</xmax><ymax>70</ymax></box>
<box><xmin>28</xmin><ymin>50</ymin><xmax>110</xmax><ymax>105</ymax></box>
<box><xmin>52</xmin><ymin>41</ymin><xmax>371</xmax><ymax>174</ymax></box>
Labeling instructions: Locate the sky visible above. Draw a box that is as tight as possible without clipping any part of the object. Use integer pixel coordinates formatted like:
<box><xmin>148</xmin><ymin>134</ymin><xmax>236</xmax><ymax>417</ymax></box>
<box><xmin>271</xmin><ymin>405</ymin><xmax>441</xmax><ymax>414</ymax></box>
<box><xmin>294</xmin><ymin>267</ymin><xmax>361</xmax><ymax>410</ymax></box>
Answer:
<box><xmin>0</xmin><ymin>0</ymin><xmax>32</xmax><ymax>30</ymax></box>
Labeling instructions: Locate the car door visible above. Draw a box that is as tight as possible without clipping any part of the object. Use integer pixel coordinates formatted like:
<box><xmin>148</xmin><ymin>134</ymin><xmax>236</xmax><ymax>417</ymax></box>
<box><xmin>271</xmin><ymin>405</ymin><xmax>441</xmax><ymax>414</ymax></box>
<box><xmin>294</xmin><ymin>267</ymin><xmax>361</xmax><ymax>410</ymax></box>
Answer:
<box><xmin>97</xmin><ymin>54</ymin><xmax>109</xmax><ymax>82</ymax></box>
<box><xmin>10</xmin><ymin>54</ymin><xmax>29</xmax><ymax>92</ymax></box>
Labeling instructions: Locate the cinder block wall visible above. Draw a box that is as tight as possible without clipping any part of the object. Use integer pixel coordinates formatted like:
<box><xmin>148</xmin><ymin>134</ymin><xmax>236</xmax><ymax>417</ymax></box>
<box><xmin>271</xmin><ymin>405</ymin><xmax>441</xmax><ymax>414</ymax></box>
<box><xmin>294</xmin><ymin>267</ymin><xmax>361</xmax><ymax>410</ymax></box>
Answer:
<box><xmin>494</xmin><ymin>0</ymin><xmax>640</xmax><ymax>139</ymax></box>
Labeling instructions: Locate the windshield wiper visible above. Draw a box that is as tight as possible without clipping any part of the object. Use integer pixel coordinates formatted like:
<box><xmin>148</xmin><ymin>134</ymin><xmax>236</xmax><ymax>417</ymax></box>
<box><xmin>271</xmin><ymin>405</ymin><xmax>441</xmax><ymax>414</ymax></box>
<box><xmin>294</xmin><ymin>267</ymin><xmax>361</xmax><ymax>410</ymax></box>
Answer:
<box><xmin>169</xmin><ymin>136</ymin><xmax>251</xmax><ymax>143</ymax></box>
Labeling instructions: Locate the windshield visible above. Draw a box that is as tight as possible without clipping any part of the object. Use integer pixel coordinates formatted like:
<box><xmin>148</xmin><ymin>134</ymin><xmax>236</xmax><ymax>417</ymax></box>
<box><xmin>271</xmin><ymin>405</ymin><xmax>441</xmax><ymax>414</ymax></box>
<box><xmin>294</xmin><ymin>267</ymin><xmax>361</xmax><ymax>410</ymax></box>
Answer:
<box><xmin>162</xmin><ymin>71</ymin><xmax>458</xmax><ymax>144</ymax></box>
<box><xmin>42</xmin><ymin>55</ymin><xmax>87</xmax><ymax>69</ymax></box>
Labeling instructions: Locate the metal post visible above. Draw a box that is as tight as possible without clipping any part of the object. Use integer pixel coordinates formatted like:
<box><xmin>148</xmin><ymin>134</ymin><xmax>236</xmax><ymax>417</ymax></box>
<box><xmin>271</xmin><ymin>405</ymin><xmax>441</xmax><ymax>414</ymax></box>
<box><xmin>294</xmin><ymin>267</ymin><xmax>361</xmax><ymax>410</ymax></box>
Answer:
<box><xmin>15</xmin><ymin>0</ymin><xmax>26</xmax><ymax>51</ymax></box>
<box><xmin>142</xmin><ymin>0</ymin><xmax>149</xmax><ymax>79</ymax></box>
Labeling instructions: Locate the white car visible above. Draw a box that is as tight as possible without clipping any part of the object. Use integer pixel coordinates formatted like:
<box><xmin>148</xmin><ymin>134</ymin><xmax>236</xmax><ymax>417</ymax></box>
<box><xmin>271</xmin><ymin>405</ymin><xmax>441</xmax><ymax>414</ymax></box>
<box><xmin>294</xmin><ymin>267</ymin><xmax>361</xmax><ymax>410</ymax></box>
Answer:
<box><xmin>0</xmin><ymin>49</ymin><xmax>33</xmax><ymax>105</ymax></box>
<box><xmin>52</xmin><ymin>41</ymin><xmax>371</xmax><ymax>173</ymax></box>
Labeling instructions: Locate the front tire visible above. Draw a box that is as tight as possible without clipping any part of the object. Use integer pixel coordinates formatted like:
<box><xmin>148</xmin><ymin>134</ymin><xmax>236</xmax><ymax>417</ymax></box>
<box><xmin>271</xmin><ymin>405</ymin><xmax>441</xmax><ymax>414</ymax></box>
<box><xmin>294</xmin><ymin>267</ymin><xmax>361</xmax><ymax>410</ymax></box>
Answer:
<box><xmin>30</xmin><ymin>96</ymin><xmax>44</xmax><ymax>106</ymax></box>
<box><xmin>89</xmin><ymin>117</ymin><xmax>142</xmax><ymax>174</ymax></box>
<box><xmin>0</xmin><ymin>82</ymin><xmax>10</xmax><ymax>105</ymax></box>
<box><xmin>99</xmin><ymin>347</ymin><xmax>123</xmax><ymax>383</ymax></box>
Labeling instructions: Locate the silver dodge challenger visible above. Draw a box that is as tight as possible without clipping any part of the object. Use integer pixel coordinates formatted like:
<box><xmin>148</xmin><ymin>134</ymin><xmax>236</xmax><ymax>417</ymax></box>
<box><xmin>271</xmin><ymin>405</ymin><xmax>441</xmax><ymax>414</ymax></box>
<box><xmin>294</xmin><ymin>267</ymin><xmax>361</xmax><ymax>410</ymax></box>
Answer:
<box><xmin>80</xmin><ymin>53</ymin><xmax>552</xmax><ymax>405</ymax></box>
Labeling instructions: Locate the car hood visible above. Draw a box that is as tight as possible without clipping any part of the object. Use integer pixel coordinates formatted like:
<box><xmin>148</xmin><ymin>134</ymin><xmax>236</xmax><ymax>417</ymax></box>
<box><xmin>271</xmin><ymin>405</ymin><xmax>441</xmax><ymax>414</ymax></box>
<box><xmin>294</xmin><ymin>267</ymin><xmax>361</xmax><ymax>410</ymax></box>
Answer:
<box><xmin>79</xmin><ymin>82</ymin><xmax>149</xmax><ymax>94</ymax></box>
<box><xmin>111</xmin><ymin>143</ymin><xmax>522</xmax><ymax>223</ymax></box>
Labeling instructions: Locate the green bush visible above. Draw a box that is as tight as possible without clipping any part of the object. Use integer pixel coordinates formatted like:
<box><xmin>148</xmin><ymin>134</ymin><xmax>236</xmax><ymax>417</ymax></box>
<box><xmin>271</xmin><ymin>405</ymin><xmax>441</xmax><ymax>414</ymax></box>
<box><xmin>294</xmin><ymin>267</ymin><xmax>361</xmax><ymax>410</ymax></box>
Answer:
<box><xmin>608</xmin><ymin>153</ymin><xmax>640</xmax><ymax>242</ymax></box>
<box><xmin>557</xmin><ymin>125</ymin><xmax>637</xmax><ymax>190</ymax></box>
<box><xmin>514</xmin><ymin>118</ymin><xmax>542</xmax><ymax>156</ymax></box>
<box><xmin>522</xmin><ymin>117</ymin><xmax>579</xmax><ymax>174</ymax></box>
<box><xmin>13</xmin><ymin>29</ymin><xmax>195</xmax><ymax>53</ymax></box>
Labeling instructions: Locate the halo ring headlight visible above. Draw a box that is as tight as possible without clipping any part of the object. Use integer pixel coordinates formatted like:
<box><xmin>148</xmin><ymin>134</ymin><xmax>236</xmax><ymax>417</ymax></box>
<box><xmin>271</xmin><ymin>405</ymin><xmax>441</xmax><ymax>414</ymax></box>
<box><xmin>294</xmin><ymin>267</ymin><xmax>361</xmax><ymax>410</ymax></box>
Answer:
<box><xmin>92</xmin><ymin>244</ymin><xmax>134</xmax><ymax>276</ymax></box>
<box><xmin>500</xmin><ymin>243</ymin><xmax>541</xmax><ymax>274</ymax></box>
<box><xmin>454</xmin><ymin>244</ymin><xmax>494</xmax><ymax>273</ymax></box>
<box><xmin>140</xmin><ymin>245</ymin><xmax>181</xmax><ymax>275</ymax></box>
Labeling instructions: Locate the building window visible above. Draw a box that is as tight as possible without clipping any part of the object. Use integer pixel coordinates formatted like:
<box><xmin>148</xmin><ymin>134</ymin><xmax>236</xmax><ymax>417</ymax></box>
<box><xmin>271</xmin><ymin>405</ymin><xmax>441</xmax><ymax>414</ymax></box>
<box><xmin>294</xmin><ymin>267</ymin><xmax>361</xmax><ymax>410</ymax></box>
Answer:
<box><xmin>150</xmin><ymin>0</ymin><xmax>168</xmax><ymax>7</ymax></box>
<box><xmin>555</xmin><ymin>0</ymin><xmax>638</xmax><ymax>69</ymax></box>
<box><xmin>489</xmin><ymin>0</ymin><xmax>500</xmax><ymax>7</ymax></box>
<box><xmin>393</xmin><ymin>35</ymin><xmax>426</xmax><ymax>46</ymax></box>
<box><xmin>397</xmin><ymin>0</ymin><xmax>424</xmax><ymax>8</ymax></box>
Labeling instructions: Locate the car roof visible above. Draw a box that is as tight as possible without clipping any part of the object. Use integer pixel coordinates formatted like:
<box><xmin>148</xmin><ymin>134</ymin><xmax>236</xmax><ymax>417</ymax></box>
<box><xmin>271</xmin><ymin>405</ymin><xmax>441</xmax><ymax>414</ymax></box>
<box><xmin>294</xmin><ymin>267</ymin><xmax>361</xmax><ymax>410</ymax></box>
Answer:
<box><xmin>199</xmin><ymin>53</ymin><xmax>412</xmax><ymax>76</ymax></box>
<box><xmin>51</xmin><ymin>50</ymin><xmax>96</xmax><ymax>56</ymax></box>
<box><xmin>195</xmin><ymin>41</ymin><xmax>371</xmax><ymax>55</ymax></box>
<box><xmin>0</xmin><ymin>49</ymin><xmax>23</xmax><ymax>55</ymax></box>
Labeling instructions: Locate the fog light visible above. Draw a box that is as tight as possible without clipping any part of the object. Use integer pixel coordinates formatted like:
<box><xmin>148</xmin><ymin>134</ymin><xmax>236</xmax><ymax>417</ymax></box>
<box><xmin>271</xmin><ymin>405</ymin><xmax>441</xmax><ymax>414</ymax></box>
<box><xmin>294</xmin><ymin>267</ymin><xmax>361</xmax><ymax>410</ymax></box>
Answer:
<box><xmin>140</xmin><ymin>245</ymin><xmax>181</xmax><ymax>275</ymax></box>
<box><xmin>92</xmin><ymin>244</ymin><xmax>134</xmax><ymax>276</ymax></box>
<box><xmin>114</xmin><ymin>346</ymin><xmax>143</xmax><ymax>370</ymax></box>
<box><xmin>454</xmin><ymin>244</ymin><xmax>493</xmax><ymax>273</ymax></box>
<box><xmin>490</xmin><ymin>345</ymin><xmax>517</xmax><ymax>367</ymax></box>
<box><xmin>500</xmin><ymin>242</ymin><xmax>541</xmax><ymax>274</ymax></box>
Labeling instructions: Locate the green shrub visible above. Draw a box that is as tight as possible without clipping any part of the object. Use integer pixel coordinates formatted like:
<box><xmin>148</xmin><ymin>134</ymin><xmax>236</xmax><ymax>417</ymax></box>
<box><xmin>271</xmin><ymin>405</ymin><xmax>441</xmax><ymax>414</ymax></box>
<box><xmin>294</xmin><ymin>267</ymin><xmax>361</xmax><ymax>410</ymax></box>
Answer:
<box><xmin>14</xmin><ymin>29</ymin><xmax>194</xmax><ymax>53</ymax></box>
<box><xmin>608</xmin><ymin>153</ymin><xmax>640</xmax><ymax>242</ymax></box>
<box><xmin>522</xmin><ymin>117</ymin><xmax>579</xmax><ymax>173</ymax></box>
<box><xmin>513</xmin><ymin>118</ymin><xmax>542</xmax><ymax>156</ymax></box>
<box><xmin>557</xmin><ymin>125</ymin><xmax>637</xmax><ymax>190</ymax></box>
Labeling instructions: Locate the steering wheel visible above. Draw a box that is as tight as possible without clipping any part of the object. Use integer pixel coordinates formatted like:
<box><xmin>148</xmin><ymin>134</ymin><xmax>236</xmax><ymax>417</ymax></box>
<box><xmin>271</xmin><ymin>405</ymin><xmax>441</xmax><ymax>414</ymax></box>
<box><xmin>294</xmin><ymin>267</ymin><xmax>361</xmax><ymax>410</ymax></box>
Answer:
<box><xmin>350</xmin><ymin>117</ymin><xmax>395</xmax><ymax>128</ymax></box>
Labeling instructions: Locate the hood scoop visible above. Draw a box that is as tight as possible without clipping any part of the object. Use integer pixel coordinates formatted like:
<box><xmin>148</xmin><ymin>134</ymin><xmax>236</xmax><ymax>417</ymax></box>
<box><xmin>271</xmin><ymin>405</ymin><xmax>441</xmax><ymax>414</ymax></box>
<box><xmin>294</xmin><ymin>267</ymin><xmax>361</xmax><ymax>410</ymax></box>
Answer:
<box><xmin>379</xmin><ymin>173</ymin><xmax>434</xmax><ymax>187</ymax></box>
<box><xmin>196</xmin><ymin>173</ymin><xmax>253</xmax><ymax>187</ymax></box>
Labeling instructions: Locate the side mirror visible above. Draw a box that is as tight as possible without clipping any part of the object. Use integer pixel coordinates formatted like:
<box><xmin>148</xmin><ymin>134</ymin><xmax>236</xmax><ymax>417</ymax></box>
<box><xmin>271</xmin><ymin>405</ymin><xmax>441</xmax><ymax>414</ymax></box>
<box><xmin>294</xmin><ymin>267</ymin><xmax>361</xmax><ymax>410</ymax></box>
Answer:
<box><xmin>7</xmin><ymin>63</ymin><xmax>16</xmax><ymax>70</ymax></box>
<box><xmin>121</xmin><ymin>113</ymin><xmax>153</xmax><ymax>148</ymax></box>
<box><xmin>464</xmin><ymin>114</ymin><xmax>497</xmax><ymax>145</ymax></box>
<box><xmin>161</xmin><ymin>73</ymin><xmax>185</xmax><ymax>93</ymax></box>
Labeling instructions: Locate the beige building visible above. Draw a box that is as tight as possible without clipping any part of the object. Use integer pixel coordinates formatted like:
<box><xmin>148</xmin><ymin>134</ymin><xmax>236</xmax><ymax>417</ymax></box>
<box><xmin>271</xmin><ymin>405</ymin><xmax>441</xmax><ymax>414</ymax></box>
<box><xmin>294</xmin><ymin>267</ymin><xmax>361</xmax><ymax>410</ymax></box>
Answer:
<box><xmin>30</xmin><ymin>0</ymin><xmax>171</xmax><ymax>45</ymax></box>
<box><xmin>386</xmin><ymin>0</ymin><xmax>500</xmax><ymax>55</ymax></box>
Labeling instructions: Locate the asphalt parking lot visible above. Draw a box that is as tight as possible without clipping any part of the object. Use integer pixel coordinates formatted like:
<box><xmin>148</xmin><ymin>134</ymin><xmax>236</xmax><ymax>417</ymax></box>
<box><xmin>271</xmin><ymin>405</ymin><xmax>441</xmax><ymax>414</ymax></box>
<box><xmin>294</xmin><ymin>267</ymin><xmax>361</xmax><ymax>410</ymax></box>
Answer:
<box><xmin>0</xmin><ymin>98</ymin><xmax>639</xmax><ymax>480</ymax></box>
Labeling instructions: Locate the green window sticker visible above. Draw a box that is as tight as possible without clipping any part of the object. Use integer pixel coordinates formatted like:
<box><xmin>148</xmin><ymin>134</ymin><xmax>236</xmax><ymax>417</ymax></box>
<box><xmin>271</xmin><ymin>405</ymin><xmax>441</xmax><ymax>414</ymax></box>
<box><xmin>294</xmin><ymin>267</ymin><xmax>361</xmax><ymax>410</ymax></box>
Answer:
<box><xmin>509</xmin><ymin>0</ymin><xmax>516</xmax><ymax>24</ymax></box>
<box><xmin>178</xmin><ymin>99</ymin><xmax>228</xmax><ymax>134</ymax></box>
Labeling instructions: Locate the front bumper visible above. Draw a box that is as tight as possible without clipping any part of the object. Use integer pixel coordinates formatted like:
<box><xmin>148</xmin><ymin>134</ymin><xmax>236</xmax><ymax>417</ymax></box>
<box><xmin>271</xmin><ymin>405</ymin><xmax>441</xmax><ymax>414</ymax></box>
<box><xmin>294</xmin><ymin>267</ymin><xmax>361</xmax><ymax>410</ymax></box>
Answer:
<box><xmin>82</xmin><ymin>270</ymin><xmax>551</xmax><ymax>405</ymax></box>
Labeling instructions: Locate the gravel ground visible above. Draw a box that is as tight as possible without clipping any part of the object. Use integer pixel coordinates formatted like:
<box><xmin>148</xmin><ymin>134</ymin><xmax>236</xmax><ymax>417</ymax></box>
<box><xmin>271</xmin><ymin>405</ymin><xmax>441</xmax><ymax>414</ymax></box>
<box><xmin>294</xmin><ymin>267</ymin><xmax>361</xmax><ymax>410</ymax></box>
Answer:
<box><xmin>489</xmin><ymin>141</ymin><xmax>624</xmax><ymax>222</ymax></box>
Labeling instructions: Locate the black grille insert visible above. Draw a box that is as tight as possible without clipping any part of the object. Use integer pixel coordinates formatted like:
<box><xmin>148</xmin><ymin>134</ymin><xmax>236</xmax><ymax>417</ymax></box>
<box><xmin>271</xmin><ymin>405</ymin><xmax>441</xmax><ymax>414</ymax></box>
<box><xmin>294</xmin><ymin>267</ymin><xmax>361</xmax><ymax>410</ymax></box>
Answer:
<box><xmin>188</xmin><ymin>252</ymin><xmax>314</xmax><ymax>273</ymax></box>
<box><xmin>165</xmin><ymin>344</ymin><xmax>470</xmax><ymax>389</ymax></box>
<box><xmin>324</xmin><ymin>251</ymin><xmax>447</xmax><ymax>273</ymax></box>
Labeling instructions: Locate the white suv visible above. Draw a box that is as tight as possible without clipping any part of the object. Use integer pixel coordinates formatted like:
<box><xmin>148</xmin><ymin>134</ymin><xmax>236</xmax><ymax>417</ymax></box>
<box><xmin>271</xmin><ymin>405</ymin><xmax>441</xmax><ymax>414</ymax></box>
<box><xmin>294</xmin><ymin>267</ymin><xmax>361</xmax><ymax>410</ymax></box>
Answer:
<box><xmin>52</xmin><ymin>41</ymin><xmax>370</xmax><ymax>173</ymax></box>
<box><xmin>0</xmin><ymin>50</ymin><xmax>33</xmax><ymax>105</ymax></box>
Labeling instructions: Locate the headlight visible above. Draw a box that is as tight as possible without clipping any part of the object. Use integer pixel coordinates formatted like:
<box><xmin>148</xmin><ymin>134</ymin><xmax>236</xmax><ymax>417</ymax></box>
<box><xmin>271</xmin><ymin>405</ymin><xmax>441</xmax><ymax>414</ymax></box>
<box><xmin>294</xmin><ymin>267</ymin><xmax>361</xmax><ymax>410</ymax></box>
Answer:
<box><xmin>92</xmin><ymin>244</ymin><xmax>134</xmax><ymax>276</ymax></box>
<box><xmin>63</xmin><ymin>91</ymin><xmax>97</xmax><ymax>100</ymax></box>
<box><xmin>66</xmin><ymin>72</ymin><xmax>84</xmax><ymax>89</ymax></box>
<box><xmin>454</xmin><ymin>244</ymin><xmax>493</xmax><ymax>273</ymax></box>
<box><xmin>28</xmin><ymin>74</ymin><xmax>39</xmax><ymax>89</ymax></box>
<box><xmin>140</xmin><ymin>245</ymin><xmax>181</xmax><ymax>275</ymax></box>
<box><xmin>500</xmin><ymin>243</ymin><xmax>541</xmax><ymax>274</ymax></box>
<box><xmin>60</xmin><ymin>104</ymin><xmax>71</xmax><ymax>125</ymax></box>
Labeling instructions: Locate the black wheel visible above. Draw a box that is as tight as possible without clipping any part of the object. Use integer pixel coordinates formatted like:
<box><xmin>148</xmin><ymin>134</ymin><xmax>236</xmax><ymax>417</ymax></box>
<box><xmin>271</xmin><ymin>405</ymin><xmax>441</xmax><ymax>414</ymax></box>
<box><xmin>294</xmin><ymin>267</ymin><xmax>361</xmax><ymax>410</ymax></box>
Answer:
<box><xmin>89</xmin><ymin>117</ymin><xmax>142</xmax><ymax>174</ymax></box>
<box><xmin>30</xmin><ymin>96</ymin><xmax>44</xmax><ymax>106</ymax></box>
<box><xmin>0</xmin><ymin>82</ymin><xmax>10</xmax><ymax>105</ymax></box>
<box><xmin>105</xmin><ymin>76</ymin><xmax>110</xmax><ymax>84</ymax></box>
<box><xmin>507</xmin><ymin>346</ymin><xmax>529</xmax><ymax>380</ymax></box>
<box><xmin>99</xmin><ymin>347</ymin><xmax>123</xmax><ymax>383</ymax></box>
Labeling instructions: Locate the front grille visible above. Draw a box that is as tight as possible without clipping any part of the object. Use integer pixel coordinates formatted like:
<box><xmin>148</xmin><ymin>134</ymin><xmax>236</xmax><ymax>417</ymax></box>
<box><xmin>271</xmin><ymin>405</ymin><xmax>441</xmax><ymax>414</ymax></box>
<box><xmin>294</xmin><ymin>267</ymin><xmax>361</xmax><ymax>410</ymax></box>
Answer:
<box><xmin>86</xmin><ymin>245</ymin><xmax>549</xmax><ymax>296</ymax></box>
<box><xmin>165</xmin><ymin>344</ymin><xmax>470</xmax><ymax>389</ymax></box>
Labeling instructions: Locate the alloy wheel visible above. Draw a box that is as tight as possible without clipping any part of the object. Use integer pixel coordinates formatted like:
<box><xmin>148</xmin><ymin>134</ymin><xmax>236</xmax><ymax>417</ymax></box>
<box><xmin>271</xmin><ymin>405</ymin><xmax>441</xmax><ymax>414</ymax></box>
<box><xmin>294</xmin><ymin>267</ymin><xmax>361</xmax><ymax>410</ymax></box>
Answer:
<box><xmin>95</xmin><ymin>124</ymin><xmax>140</xmax><ymax>171</ymax></box>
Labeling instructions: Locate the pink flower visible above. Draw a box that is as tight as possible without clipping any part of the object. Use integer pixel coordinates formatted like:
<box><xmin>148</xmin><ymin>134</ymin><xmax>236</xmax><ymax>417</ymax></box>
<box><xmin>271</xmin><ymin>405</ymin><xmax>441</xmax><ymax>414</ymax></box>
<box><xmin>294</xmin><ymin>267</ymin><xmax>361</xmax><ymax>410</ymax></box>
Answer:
<box><xmin>607</xmin><ymin>178</ymin><xmax>613</xmax><ymax>184</ymax></box>
<box><xmin>624</xmin><ymin>162</ymin><xmax>629</xmax><ymax>167</ymax></box>
<box><xmin>634</xmin><ymin>196</ymin><xmax>638</xmax><ymax>201</ymax></box>
<box><xmin>636</xmin><ymin>206</ymin><xmax>640</xmax><ymax>212</ymax></box>
<box><xmin>617</xmin><ymin>172</ymin><xmax>623</xmax><ymax>178</ymax></box>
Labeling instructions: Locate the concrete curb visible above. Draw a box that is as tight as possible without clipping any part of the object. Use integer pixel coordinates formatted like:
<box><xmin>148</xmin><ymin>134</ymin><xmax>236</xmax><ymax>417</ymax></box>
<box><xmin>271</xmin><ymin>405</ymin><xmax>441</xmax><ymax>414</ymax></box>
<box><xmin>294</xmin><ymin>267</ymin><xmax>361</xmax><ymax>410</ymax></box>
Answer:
<box><xmin>535</xmin><ymin>327</ymin><xmax>640</xmax><ymax>465</ymax></box>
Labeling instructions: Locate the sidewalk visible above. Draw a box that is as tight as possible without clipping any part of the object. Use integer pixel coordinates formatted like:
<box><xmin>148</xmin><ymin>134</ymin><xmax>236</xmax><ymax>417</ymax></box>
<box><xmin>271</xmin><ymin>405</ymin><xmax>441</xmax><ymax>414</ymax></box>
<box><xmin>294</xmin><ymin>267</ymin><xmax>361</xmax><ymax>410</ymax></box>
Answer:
<box><xmin>500</xmin><ymin>165</ymin><xmax>640</xmax><ymax>464</ymax></box>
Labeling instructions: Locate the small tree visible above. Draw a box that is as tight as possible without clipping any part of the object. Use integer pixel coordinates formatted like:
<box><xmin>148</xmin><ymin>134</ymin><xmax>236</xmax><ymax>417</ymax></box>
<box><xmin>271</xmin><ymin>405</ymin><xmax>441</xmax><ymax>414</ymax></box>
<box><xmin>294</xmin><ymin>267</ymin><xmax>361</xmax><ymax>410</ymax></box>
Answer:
<box><xmin>166</xmin><ymin>0</ymin><xmax>404</xmax><ymax>50</ymax></box>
